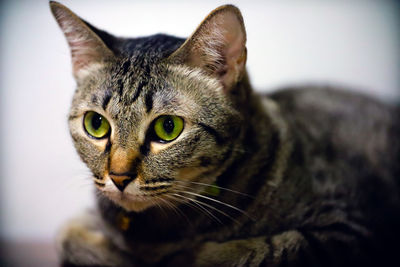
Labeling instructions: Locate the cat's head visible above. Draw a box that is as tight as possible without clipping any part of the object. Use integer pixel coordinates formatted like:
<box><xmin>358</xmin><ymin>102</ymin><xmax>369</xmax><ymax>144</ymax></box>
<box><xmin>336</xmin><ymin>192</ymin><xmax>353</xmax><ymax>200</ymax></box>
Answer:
<box><xmin>51</xmin><ymin>2</ymin><xmax>248</xmax><ymax>212</ymax></box>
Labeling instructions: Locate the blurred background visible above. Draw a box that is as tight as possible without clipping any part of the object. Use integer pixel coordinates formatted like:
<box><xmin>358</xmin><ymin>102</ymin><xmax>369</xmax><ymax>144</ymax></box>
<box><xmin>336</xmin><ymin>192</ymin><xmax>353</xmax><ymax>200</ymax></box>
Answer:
<box><xmin>0</xmin><ymin>0</ymin><xmax>399</xmax><ymax>264</ymax></box>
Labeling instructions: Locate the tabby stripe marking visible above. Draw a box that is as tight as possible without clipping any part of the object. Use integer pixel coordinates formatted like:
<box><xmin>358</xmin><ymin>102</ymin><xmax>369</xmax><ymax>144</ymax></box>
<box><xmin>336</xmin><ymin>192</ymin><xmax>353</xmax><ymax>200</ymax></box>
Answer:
<box><xmin>104</xmin><ymin>139</ymin><xmax>112</xmax><ymax>154</ymax></box>
<box><xmin>139</xmin><ymin>142</ymin><xmax>150</xmax><ymax>156</ymax></box>
<box><xmin>149</xmin><ymin>191</ymin><xmax>169</xmax><ymax>196</ymax></box>
<box><xmin>116</xmin><ymin>60</ymin><xmax>131</xmax><ymax>97</ymax></box>
<box><xmin>68</xmin><ymin>114</ymin><xmax>79</xmax><ymax>121</ymax></box>
<box><xmin>91</xmin><ymin>94</ymin><xmax>98</xmax><ymax>104</ymax></box>
<box><xmin>131</xmin><ymin>80</ymin><xmax>146</xmax><ymax>103</ymax></box>
<box><xmin>102</xmin><ymin>88</ymin><xmax>113</xmax><ymax>110</ymax></box>
<box><xmin>94</xmin><ymin>181</ymin><xmax>105</xmax><ymax>187</ymax></box>
<box><xmin>198</xmin><ymin>123</ymin><xmax>225</xmax><ymax>145</ymax></box>
<box><xmin>93</xmin><ymin>174</ymin><xmax>102</xmax><ymax>180</ymax></box>
<box><xmin>117</xmin><ymin>79</ymin><xmax>124</xmax><ymax>96</ymax></box>
<box><xmin>121</xmin><ymin>60</ymin><xmax>131</xmax><ymax>75</ymax></box>
<box><xmin>140</xmin><ymin>184</ymin><xmax>171</xmax><ymax>191</ymax></box>
<box><xmin>145</xmin><ymin>90</ymin><xmax>154</xmax><ymax>113</ymax></box>
<box><xmin>145</xmin><ymin>178</ymin><xmax>174</xmax><ymax>184</ymax></box>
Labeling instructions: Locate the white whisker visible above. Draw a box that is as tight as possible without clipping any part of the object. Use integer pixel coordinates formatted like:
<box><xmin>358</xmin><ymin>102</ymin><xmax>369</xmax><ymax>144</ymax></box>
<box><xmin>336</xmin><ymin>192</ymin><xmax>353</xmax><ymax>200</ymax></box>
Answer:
<box><xmin>174</xmin><ymin>180</ymin><xmax>253</xmax><ymax>198</ymax></box>
<box><xmin>151</xmin><ymin>196</ymin><xmax>169</xmax><ymax>219</ymax></box>
<box><xmin>173</xmin><ymin>188</ymin><xmax>253</xmax><ymax>220</ymax></box>
<box><xmin>156</xmin><ymin>195</ymin><xmax>190</xmax><ymax>224</ymax></box>
<box><xmin>169</xmin><ymin>193</ymin><xmax>223</xmax><ymax>224</ymax></box>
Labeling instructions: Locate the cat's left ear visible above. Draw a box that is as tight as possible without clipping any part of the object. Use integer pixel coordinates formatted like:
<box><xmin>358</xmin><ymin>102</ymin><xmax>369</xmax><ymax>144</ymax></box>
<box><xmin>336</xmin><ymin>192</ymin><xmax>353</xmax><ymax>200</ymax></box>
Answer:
<box><xmin>50</xmin><ymin>1</ymin><xmax>114</xmax><ymax>80</ymax></box>
<box><xmin>168</xmin><ymin>5</ymin><xmax>247</xmax><ymax>91</ymax></box>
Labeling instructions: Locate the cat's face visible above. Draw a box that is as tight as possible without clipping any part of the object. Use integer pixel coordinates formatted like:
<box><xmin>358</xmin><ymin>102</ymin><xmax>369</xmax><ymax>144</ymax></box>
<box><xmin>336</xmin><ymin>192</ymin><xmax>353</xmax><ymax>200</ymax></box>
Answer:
<box><xmin>69</xmin><ymin>61</ymin><xmax>241</xmax><ymax>211</ymax></box>
<box><xmin>52</xmin><ymin>2</ymin><xmax>247</xmax><ymax>211</ymax></box>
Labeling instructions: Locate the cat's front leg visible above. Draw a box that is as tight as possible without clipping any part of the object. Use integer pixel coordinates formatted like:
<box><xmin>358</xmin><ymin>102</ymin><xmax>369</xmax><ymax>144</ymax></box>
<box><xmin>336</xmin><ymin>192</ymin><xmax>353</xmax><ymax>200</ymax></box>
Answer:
<box><xmin>162</xmin><ymin>236</ymin><xmax>271</xmax><ymax>267</ymax></box>
<box><xmin>56</xmin><ymin>210</ymin><xmax>134</xmax><ymax>267</ymax></box>
<box><xmin>192</xmin><ymin>236</ymin><xmax>270</xmax><ymax>267</ymax></box>
<box><xmin>170</xmin><ymin>231</ymin><xmax>302</xmax><ymax>266</ymax></box>
<box><xmin>183</xmin><ymin>227</ymin><xmax>371</xmax><ymax>267</ymax></box>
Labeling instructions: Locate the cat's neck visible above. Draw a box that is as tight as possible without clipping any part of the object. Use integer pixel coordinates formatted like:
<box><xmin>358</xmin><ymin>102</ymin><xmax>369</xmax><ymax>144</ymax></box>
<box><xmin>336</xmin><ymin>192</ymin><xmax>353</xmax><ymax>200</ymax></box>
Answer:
<box><xmin>215</xmin><ymin>84</ymin><xmax>292</xmax><ymax>218</ymax></box>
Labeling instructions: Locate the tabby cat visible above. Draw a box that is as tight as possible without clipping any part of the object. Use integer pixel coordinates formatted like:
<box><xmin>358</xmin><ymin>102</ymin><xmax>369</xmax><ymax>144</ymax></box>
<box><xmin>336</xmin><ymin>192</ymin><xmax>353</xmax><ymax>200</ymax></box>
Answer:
<box><xmin>51</xmin><ymin>2</ymin><xmax>400</xmax><ymax>266</ymax></box>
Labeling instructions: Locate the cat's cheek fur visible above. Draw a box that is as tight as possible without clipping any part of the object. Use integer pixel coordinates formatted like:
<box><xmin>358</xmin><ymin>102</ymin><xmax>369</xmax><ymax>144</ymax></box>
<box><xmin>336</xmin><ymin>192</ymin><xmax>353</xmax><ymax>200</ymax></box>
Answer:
<box><xmin>74</xmin><ymin>63</ymin><xmax>105</xmax><ymax>83</ymax></box>
<box><xmin>177</xmin><ymin>166</ymin><xmax>210</xmax><ymax>181</ymax></box>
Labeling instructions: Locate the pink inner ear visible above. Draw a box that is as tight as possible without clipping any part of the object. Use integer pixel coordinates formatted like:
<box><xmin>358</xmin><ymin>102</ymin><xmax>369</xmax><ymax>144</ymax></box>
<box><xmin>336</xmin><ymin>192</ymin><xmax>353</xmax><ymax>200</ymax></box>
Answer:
<box><xmin>166</xmin><ymin>5</ymin><xmax>247</xmax><ymax>89</ymax></box>
<box><xmin>220</xmin><ymin>12</ymin><xmax>246</xmax><ymax>57</ymax></box>
<box><xmin>68</xmin><ymin>37</ymin><xmax>103</xmax><ymax>73</ymax></box>
<box><xmin>52</xmin><ymin>5</ymin><xmax>112</xmax><ymax>77</ymax></box>
<box><xmin>63</xmin><ymin>26</ymin><xmax>107</xmax><ymax>75</ymax></box>
<box><xmin>210</xmin><ymin>11</ymin><xmax>246</xmax><ymax>89</ymax></box>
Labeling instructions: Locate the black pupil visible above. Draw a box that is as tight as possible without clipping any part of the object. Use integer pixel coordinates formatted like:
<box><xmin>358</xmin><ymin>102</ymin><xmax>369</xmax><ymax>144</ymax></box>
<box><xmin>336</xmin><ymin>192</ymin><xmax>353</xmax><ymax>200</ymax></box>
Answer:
<box><xmin>163</xmin><ymin>117</ymin><xmax>175</xmax><ymax>134</ymax></box>
<box><xmin>91</xmin><ymin>114</ymin><xmax>103</xmax><ymax>130</ymax></box>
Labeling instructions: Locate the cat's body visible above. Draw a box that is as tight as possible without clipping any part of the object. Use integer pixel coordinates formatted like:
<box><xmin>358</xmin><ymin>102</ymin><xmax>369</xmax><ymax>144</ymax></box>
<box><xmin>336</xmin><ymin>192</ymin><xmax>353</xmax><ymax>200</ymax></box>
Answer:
<box><xmin>51</xmin><ymin>2</ymin><xmax>400</xmax><ymax>266</ymax></box>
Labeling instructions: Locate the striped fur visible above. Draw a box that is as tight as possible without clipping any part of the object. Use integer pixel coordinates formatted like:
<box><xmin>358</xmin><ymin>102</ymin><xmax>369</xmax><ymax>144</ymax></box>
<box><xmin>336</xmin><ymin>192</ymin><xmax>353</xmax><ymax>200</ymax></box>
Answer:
<box><xmin>51</xmin><ymin>2</ymin><xmax>400</xmax><ymax>266</ymax></box>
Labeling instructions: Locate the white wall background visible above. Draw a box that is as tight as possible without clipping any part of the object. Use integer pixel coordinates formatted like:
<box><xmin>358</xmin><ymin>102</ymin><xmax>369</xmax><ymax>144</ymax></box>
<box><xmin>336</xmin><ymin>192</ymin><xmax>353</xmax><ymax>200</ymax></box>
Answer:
<box><xmin>0</xmin><ymin>0</ymin><xmax>399</xmax><ymax>242</ymax></box>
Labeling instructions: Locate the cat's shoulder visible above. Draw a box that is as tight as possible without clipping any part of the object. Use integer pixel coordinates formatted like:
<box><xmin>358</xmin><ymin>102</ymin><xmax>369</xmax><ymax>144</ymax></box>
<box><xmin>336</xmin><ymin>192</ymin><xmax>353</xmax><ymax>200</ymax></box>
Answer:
<box><xmin>266</xmin><ymin>86</ymin><xmax>399</xmax><ymax>169</ymax></box>
<box><xmin>269</xmin><ymin>86</ymin><xmax>396</xmax><ymax>110</ymax></box>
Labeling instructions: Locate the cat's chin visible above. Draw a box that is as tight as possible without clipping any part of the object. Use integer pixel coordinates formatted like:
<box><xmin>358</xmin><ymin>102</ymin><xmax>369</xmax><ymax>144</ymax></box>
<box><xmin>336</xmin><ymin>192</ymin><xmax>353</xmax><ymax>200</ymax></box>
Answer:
<box><xmin>105</xmin><ymin>192</ymin><xmax>156</xmax><ymax>212</ymax></box>
<box><xmin>116</xmin><ymin>198</ymin><xmax>154</xmax><ymax>212</ymax></box>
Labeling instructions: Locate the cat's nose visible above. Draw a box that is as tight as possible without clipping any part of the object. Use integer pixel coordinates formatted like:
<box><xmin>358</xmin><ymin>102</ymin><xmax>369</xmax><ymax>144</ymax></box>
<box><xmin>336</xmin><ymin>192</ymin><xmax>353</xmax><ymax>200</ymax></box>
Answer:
<box><xmin>109</xmin><ymin>173</ymin><xmax>134</xmax><ymax>192</ymax></box>
<box><xmin>108</xmin><ymin>147</ymin><xmax>139</xmax><ymax>191</ymax></box>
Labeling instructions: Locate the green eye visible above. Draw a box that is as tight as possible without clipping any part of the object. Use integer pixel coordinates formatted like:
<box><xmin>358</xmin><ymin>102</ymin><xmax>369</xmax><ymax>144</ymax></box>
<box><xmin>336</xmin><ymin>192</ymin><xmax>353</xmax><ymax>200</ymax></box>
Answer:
<box><xmin>83</xmin><ymin>111</ymin><xmax>110</xmax><ymax>139</ymax></box>
<box><xmin>154</xmin><ymin>115</ymin><xmax>184</xmax><ymax>142</ymax></box>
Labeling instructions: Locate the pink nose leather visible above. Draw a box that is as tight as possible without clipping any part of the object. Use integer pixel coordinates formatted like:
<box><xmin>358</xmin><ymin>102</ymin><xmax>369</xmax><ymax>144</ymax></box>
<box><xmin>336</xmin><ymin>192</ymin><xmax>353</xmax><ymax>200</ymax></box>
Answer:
<box><xmin>109</xmin><ymin>174</ymin><xmax>133</xmax><ymax>192</ymax></box>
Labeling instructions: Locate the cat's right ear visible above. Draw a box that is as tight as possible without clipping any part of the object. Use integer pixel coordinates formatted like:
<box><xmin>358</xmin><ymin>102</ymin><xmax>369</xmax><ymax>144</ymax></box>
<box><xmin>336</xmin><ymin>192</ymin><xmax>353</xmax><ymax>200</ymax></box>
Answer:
<box><xmin>168</xmin><ymin>5</ymin><xmax>247</xmax><ymax>92</ymax></box>
<box><xmin>50</xmin><ymin>1</ymin><xmax>114</xmax><ymax>80</ymax></box>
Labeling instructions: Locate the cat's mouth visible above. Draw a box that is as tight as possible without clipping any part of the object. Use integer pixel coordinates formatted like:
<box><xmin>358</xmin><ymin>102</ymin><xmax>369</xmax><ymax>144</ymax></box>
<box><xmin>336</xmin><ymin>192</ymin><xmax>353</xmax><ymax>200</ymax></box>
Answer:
<box><xmin>98</xmin><ymin>176</ymin><xmax>173</xmax><ymax>212</ymax></box>
<box><xmin>96</xmin><ymin>171</ymin><xmax>217</xmax><ymax>212</ymax></box>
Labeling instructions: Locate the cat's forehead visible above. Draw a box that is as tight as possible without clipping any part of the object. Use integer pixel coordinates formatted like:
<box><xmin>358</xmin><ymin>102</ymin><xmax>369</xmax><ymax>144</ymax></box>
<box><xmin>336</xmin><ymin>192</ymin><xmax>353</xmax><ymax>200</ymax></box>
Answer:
<box><xmin>107</xmin><ymin>57</ymin><xmax>164</xmax><ymax>101</ymax></box>
<box><xmin>73</xmin><ymin>33</ymin><xmax>222</xmax><ymax>118</ymax></box>
<box><xmin>72</xmin><ymin>46</ymin><xmax>229</xmax><ymax>139</ymax></box>
<box><xmin>88</xmin><ymin>61</ymin><xmax>199</xmax><ymax>118</ymax></box>
<box><xmin>85</xmin><ymin>33</ymin><xmax>185</xmax><ymax>107</ymax></box>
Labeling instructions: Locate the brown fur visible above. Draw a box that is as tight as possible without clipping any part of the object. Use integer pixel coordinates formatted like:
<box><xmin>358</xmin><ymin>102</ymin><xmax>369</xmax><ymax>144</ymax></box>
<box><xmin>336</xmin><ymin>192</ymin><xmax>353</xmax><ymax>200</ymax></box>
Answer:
<box><xmin>51</xmin><ymin>2</ymin><xmax>400</xmax><ymax>266</ymax></box>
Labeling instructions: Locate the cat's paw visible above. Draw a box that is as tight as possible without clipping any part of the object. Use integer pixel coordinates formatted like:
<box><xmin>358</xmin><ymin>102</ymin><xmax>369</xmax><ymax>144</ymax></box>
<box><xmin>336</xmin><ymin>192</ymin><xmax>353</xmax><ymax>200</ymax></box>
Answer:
<box><xmin>56</xmin><ymin>211</ymin><xmax>131</xmax><ymax>267</ymax></box>
<box><xmin>192</xmin><ymin>237</ymin><xmax>269</xmax><ymax>267</ymax></box>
